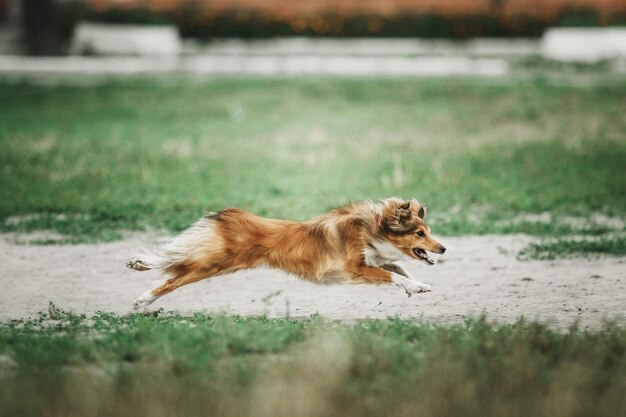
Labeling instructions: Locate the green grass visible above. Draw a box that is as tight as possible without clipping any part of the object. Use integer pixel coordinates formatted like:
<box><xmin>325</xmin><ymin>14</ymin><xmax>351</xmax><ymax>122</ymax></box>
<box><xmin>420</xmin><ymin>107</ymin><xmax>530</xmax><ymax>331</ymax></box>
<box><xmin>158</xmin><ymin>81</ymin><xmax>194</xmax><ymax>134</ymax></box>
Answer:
<box><xmin>1</xmin><ymin>78</ymin><xmax>625</xmax><ymax>256</ymax></box>
<box><xmin>520</xmin><ymin>234</ymin><xmax>626</xmax><ymax>260</ymax></box>
<box><xmin>0</xmin><ymin>308</ymin><xmax>624</xmax><ymax>417</ymax></box>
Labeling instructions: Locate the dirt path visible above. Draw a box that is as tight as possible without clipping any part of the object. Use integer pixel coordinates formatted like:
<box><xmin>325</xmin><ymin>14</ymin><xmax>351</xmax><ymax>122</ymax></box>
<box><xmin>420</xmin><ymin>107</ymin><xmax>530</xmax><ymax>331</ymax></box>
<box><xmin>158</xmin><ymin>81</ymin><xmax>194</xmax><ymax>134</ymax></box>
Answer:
<box><xmin>1</xmin><ymin>233</ymin><xmax>624</xmax><ymax>328</ymax></box>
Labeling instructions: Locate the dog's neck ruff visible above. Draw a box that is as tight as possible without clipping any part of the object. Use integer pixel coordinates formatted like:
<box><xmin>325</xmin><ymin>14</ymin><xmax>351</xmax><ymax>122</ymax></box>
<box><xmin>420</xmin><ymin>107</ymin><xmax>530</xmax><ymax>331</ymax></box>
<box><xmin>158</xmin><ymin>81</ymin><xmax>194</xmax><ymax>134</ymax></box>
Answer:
<box><xmin>363</xmin><ymin>239</ymin><xmax>407</xmax><ymax>266</ymax></box>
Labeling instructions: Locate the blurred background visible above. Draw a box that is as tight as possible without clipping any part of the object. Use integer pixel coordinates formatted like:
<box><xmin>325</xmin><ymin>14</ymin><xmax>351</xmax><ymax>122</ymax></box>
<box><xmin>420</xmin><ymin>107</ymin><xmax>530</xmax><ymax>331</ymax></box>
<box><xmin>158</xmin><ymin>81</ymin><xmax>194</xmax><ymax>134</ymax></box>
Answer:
<box><xmin>0</xmin><ymin>0</ymin><xmax>625</xmax><ymax>73</ymax></box>
<box><xmin>0</xmin><ymin>1</ymin><xmax>624</xmax><ymax>242</ymax></box>
<box><xmin>2</xmin><ymin>1</ymin><xmax>626</xmax><ymax>52</ymax></box>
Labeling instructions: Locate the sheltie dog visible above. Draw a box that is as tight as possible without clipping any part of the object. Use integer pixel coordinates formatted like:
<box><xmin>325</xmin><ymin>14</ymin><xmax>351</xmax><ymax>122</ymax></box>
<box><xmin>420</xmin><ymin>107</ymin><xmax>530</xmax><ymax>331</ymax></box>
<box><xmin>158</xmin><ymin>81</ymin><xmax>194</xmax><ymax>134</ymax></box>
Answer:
<box><xmin>127</xmin><ymin>197</ymin><xmax>446</xmax><ymax>309</ymax></box>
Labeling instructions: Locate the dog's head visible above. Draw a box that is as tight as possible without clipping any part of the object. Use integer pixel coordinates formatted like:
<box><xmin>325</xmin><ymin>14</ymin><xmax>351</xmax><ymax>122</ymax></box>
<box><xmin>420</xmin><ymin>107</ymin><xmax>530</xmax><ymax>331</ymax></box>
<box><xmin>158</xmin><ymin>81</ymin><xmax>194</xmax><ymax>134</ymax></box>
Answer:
<box><xmin>378</xmin><ymin>197</ymin><xmax>446</xmax><ymax>265</ymax></box>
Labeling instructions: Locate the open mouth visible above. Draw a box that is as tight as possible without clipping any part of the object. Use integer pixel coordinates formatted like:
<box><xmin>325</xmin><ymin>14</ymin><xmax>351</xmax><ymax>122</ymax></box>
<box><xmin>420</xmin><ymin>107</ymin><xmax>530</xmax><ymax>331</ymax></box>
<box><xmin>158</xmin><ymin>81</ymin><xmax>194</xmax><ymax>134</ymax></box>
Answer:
<box><xmin>413</xmin><ymin>248</ymin><xmax>435</xmax><ymax>265</ymax></box>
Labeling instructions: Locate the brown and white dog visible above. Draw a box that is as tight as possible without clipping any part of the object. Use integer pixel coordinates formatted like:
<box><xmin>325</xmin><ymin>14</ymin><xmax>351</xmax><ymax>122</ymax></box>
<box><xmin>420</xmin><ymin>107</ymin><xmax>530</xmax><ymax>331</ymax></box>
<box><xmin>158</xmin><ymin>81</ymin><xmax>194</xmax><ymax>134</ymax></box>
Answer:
<box><xmin>127</xmin><ymin>197</ymin><xmax>446</xmax><ymax>309</ymax></box>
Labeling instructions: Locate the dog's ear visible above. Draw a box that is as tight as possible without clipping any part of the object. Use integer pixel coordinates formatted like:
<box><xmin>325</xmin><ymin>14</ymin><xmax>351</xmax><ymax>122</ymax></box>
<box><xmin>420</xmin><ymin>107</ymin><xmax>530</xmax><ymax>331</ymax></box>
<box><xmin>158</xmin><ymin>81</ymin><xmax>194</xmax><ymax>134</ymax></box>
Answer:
<box><xmin>418</xmin><ymin>205</ymin><xmax>427</xmax><ymax>219</ymax></box>
<box><xmin>383</xmin><ymin>200</ymin><xmax>413</xmax><ymax>233</ymax></box>
<box><xmin>397</xmin><ymin>201</ymin><xmax>412</xmax><ymax>219</ymax></box>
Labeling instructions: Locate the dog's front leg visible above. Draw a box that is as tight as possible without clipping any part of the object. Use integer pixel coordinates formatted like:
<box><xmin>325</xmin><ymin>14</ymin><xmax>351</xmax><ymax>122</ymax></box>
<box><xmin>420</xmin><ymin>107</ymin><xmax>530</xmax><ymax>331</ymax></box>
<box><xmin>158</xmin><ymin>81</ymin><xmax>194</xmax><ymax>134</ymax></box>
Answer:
<box><xmin>381</xmin><ymin>263</ymin><xmax>415</xmax><ymax>280</ymax></box>
<box><xmin>381</xmin><ymin>263</ymin><xmax>430</xmax><ymax>297</ymax></box>
<box><xmin>352</xmin><ymin>266</ymin><xmax>430</xmax><ymax>297</ymax></box>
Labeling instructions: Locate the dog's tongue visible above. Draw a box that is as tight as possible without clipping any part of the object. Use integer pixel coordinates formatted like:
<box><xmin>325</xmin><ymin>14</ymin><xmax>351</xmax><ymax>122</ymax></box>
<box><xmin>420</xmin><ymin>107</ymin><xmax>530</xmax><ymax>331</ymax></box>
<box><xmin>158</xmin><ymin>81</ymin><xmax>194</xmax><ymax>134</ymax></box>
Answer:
<box><xmin>423</xmin><ymin>255</ymin><xmax>435</xmax><ymax>265</ymax></box>
<box><xmin>415</xmin><ymin>249</ymin><xmax>435</xmax><ymax>265</ymax></box>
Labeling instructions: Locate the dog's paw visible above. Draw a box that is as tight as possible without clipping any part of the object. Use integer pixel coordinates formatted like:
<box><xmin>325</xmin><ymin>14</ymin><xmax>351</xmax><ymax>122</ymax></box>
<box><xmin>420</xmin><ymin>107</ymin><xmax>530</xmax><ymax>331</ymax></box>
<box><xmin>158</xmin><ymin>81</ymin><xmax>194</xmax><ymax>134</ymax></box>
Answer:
<box><xmin>127</xmin><ymin>258</ymin><xmax>150</xmax><ymax>271</ymax></box>
<box><xmin>132</xmin><ymin>292</ymin><xmax>157</xmax><ymax>310</ymax></box>
<box><xmin>132</xmin><ymin>298</ymin><xmax>147</xmax><ymax>310</ymax></box>
<box><xmin>391</xmin><ymin>273</ymin><xmax>431</xmax><ymax>297</ymax></box>
<box><xmin>403</xmin><ymin>282</ymin><xmax>431</xmax><ymax>297</ymax></box>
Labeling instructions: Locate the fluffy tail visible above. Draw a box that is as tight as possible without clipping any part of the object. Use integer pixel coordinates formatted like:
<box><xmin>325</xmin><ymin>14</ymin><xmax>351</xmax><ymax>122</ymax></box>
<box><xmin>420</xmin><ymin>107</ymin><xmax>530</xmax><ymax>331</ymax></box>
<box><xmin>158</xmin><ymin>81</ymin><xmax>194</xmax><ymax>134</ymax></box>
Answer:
<box><xmin>126</xmin><ymin>216</ymin><xmax>218</xmax><ymax>272</ymax></box>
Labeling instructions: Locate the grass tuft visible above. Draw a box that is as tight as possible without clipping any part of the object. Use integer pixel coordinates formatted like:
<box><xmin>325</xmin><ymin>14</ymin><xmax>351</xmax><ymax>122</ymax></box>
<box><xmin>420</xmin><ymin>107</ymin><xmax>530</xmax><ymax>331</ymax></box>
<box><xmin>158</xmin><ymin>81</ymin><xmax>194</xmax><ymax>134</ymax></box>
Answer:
<box><xmin>520</xmin><ymin>234</ymin><xmax>626</xmax><ymax>260</ymax></box>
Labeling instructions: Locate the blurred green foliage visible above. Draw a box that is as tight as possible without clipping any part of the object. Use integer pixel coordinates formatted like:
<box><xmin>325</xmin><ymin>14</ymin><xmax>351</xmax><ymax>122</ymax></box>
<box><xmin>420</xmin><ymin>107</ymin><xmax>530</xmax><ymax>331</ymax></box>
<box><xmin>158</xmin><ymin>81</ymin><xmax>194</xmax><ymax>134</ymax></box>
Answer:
<box><xmin>0</xmin><ymin>308</ymin><xmax>624</xmax><ymax>417</ymax></box>
<box><xmin>56</xmin><ymin>3</ymin><xmax>626</xmax><ymax>41</ymax></box>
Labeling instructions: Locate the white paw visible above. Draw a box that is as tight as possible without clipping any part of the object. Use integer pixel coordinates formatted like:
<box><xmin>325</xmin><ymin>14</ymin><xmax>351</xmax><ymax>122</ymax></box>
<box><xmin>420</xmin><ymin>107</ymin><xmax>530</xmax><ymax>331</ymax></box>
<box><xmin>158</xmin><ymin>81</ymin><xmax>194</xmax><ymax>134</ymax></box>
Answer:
<box><xmin>391</xmin><ymin>272</ymin><xmax>431</xmax><ymax>297</ymax></box>
<box><xmin>132</xmin><ymin>292</ymin><xmax>157</xmax><ymax>310</ymax></box>
<box><xmin>402</xmin><ymin>281</ymin><xmax>431</xmax><ymax>297</ymax></box>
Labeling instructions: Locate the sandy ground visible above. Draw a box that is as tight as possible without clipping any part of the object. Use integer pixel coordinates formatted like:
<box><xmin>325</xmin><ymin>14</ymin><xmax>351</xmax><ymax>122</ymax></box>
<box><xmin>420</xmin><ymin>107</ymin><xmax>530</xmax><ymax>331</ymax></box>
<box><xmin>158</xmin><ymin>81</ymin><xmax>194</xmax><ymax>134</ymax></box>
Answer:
<box><xmin>0</xmin><ymin>233</ymin><xmax>624</xmax><ymax>329</ymax></box>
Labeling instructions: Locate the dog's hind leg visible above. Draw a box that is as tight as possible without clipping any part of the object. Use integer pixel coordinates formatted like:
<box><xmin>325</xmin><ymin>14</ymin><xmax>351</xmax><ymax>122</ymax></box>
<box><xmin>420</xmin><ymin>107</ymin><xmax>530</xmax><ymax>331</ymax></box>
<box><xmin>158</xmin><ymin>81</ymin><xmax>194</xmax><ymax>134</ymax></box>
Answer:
<box><xmin>132</xmin><ymin>271</ymin><xmax>201</xmax><ymax>310</ymax></box>
<box><xmin>153</xmin><ymin>270</ymin><xmax>208</xmax><ymax>298</ymax></box>
<box><xmin>132</xmin><ymin>289</ymin><xmax>160</xmax><ymax>309</ymax></box>
<box><xmin>132</xmin><ymin>263</ymin><xmax>237</xmax><ymax>310</ymax></box>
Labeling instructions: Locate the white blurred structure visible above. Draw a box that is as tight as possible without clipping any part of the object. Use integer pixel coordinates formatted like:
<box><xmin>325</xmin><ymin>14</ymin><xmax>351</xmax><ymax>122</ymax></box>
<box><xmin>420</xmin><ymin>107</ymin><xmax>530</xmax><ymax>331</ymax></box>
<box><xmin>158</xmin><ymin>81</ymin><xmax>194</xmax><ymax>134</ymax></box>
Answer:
<box><xmin>194</xmin><ymin>38</ymin><xmax>538</xmax><ymax>57</ymax></box>
<box><xmin>541</xmin><ymin>28</ymin><xmax>626</xmax><ymax>62</ymax></box>
<box><xmin>0</xmin><ymin>55</ymin><xmax>508</xmax><ymax>77</ymax></box>
<box><xmin>70</xmin><ymin>22</ymin><xmax>182</xmax><ymax>56</ymax></box>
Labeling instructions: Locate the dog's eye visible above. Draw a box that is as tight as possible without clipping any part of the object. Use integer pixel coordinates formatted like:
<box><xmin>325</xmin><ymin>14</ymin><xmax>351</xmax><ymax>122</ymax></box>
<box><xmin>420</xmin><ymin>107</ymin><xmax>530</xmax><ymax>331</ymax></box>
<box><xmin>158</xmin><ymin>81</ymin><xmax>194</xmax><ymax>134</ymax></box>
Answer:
<box><xmin>417</xmin><ymin>231</ymin><xmax>425</xmax><ymax>237</ymax></box>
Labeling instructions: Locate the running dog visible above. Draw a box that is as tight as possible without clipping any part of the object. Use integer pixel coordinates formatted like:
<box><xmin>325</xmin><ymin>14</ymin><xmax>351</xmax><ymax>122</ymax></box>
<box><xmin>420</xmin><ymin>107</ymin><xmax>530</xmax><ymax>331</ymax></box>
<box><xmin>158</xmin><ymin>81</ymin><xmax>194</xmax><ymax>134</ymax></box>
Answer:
<box><xmin>127</xmin><ymin>197</ymin><xmax>446</xmax><ymax>309</ymax></box>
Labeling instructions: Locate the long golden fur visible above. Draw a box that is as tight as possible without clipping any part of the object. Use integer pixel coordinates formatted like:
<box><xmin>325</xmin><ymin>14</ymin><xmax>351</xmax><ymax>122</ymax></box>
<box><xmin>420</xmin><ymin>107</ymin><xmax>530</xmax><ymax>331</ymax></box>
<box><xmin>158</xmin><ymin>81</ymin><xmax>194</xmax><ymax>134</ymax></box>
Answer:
<box><xmin>128</xmin><ymin>197</ymin><xmax>446</xmax><ymax>308</ymax></box>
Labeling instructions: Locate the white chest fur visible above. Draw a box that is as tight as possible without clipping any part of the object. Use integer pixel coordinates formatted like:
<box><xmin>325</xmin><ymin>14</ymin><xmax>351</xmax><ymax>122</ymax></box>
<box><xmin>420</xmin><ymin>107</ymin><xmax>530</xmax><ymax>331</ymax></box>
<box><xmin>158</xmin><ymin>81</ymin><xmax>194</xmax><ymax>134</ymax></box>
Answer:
<box><xmin>363</xmin><ymin>240</ymin><xmax>407</xmax><ymax>266</ymax></box>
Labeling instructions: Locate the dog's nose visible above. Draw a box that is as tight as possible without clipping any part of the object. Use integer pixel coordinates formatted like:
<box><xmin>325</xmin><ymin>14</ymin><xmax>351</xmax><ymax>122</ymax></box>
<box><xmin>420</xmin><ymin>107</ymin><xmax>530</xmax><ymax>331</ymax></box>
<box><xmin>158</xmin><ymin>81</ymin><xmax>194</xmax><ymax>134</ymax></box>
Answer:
<box><xmin>439</xmin><ymin>245</ymin><xmax>446</xmax><ymax>254</ymax></box>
